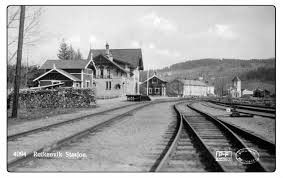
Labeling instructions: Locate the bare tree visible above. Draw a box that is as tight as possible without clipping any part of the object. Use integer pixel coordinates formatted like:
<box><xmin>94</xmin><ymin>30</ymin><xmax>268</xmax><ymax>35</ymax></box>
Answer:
<box><xmin>8</xmin><ymin>6</ymin><xmax>44</xmax><ymax>63</ymax></box>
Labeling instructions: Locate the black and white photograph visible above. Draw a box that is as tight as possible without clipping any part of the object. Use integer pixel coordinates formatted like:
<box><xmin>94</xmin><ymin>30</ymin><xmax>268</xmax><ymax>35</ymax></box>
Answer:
<box><xmin>5</xmin><ymin>4</ymin><xmax>277</xmax><ymax>173</ymax></box>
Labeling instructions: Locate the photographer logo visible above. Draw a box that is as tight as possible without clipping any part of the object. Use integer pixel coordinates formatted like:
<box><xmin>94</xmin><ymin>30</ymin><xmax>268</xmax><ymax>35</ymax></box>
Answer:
<box><xmin>216</xmin><ymin>151</ymin><xmax>232</xmax><ymax>161</ymax></box>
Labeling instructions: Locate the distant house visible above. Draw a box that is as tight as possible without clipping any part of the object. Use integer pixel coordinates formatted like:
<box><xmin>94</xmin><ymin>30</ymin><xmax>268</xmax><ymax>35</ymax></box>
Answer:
<box><xmin>166</xmin><ymin>79</ymin><xmax>215</xmax><ymax>97</ymax></box>
<box><xmin>253</xmin><ymin>88</ymin><xmax>270</xmax><ymax>98</ymax></box>
<box><xmin>140</xmin><ymin>72</ymin><xmax>167</xmax><ymax>96</ymax></box>
<box><xmin>242</xmin><ymin>89</ymin><xmax>253</xmax><ymax>96</ymax></box>
<box><xmin>33</xmin><ymin>43</ymin><xmax>144</xmax><ymax>98</ymax></box>
<box><xmin>228</xmin><ymin>76</ymin><xmax>241</xmax><ymax>98</ymax></box>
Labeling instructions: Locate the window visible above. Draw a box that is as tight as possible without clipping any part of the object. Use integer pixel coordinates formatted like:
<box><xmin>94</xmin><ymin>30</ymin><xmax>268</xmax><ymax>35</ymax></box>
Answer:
<box><xmin>106</xmin><ymin>81</ymin><xmax>112</xmax><ymax>90</ymax></box>
<box><xmin>149</xmin><ymin>88</ymin><xmax>152</xmax><ymax>94</ymax></box>
<box><xmin>107</xmin><ymin>68</ymin><xmax>111</xmax><ymax>78</ymax></box>
<box><xmin>115</xmin><ymin>84</ymin><xmax>121</xmax><ymax>89</ymax></box>
<box><xmin>155</xmin><ymin>88</ymin><xmax>160</xmax><ymax>94</ymax></box>
<box><xmin>86</xmin><ymin>80</ymin><xmax>90</xmax><ymax>88</ymax></box>
<box><xmin>100</xmin><ymin>67</ymin><xmax>104</xmax><ymax>78</ymax></box>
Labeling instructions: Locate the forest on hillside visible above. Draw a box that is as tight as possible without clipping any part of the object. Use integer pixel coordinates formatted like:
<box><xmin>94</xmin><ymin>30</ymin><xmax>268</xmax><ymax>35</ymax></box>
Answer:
<box><xmin>161</xmin><ymin>58</ymin><xmax>275</xmax><ymax>72</ymax></box>
<box><xmin>240</xmin><ymin>67</ymin><xmax>275</xmax><ymax>82</ymax></box>
<box><xmin>141</xmin><ymin>58</ymin><xmax>275</xmax><ymax>95</ymax></box>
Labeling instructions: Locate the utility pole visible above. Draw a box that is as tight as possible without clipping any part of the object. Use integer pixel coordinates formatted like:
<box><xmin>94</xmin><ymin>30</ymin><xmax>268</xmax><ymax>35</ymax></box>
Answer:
<box><xmin>146</xmin><ymin>66</ymin><xmax>149</xmax><ymax>95</ymax></box>
<box><xmin>12</xmin><ymin>6</ymin><xmax>25</xmax><ymax>118</ymax></box>
<box><xmin>26</xmin><ymin>48</ymin><xmax>29</xmax><ymax>87</ymax></box>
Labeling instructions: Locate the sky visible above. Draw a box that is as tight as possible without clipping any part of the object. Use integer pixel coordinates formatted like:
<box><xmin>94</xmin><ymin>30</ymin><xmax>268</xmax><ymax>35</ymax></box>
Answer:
<box><xmin>9</xmin><ymin>6</ymin><xmax>275</xmax><ymax>69</ymax></box>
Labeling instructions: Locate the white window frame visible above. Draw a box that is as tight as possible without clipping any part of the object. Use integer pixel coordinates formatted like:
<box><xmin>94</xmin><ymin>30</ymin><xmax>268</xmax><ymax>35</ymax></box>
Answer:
<box><xmin>109</xmin><ymin>81</ymin><xmax>111</xmax><ymax>90</ymax></box>
<box><xmin>149</xmin><ymin>88</ymin><xmax>152</xmax><ymax>94</ymax></box>
<box><xmin>86</xmin><ymin>80</ymin><xmax>90</xmax><ymax>88</ymax></box>
<box><xmin>105</xmin><ymin>81</ymin><xmax>112</xmax><ymax>90</ymax></box>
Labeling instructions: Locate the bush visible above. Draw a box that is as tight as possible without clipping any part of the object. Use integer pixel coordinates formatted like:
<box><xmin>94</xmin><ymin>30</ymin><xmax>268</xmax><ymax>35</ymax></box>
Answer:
<box><xmin>8</xmin><ymin>88</ymin><xmax>96</xmax><ymax>110</ymax></box>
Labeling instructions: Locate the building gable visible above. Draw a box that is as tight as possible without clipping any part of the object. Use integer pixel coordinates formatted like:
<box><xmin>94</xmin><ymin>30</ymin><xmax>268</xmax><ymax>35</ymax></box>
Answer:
<box><xmin>33</xmin><ymin>68</ymin><xmax>81</xmax><ymax>82</ymax></box>
<box><xmin>92</xmin><ymin>54</ymin><xmax>129</xmax><ymax>74</ymax></box>
<box><xmin>88</xmin><ymin>48</ymin><xmax>143</xmax><ymax>70</ymax></box>
<box><xmin>141</xmin><ymin>74</ymin><xmax>167</xmax><ymax>84</ymax></box>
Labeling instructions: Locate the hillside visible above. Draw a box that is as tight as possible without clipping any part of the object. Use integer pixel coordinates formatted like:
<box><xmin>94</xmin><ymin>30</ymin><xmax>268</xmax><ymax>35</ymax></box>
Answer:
<box><xmin>140</xmin><ymin>58</ymin><xmax>275</xmax><ymax>95</ymax></box>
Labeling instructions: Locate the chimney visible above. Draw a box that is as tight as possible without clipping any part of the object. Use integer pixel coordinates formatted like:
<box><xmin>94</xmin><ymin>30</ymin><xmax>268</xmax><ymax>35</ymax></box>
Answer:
<box><xmin>106</xmin><ymin>42</ymin><xmax>110</xmax><ymax>55</ymax></box>
<box><xmin>105</xmin><ymin>42</ymin><xmax>113</xmax><ymax>61</ymax></box>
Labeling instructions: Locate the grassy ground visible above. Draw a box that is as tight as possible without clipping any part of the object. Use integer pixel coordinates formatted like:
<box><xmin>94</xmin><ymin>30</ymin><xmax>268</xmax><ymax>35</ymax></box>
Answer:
<box><xmin>7</xmin><ymin>106</ymin><xmax>97</xmax><ymax>127</ymax></box>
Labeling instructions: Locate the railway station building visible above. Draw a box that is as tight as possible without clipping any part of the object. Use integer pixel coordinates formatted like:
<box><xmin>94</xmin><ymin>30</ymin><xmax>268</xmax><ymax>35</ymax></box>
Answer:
<box><xmin>33</xmin><ymin>43</ymin><xmax>144</xmax><ymax>98</ymax></box>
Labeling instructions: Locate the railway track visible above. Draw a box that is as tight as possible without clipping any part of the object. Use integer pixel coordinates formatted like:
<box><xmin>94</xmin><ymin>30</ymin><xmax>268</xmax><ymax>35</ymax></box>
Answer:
<box><xmin>8</xmin><ymin>101</ymin><xmax>157</xmax><ymax>169</ymax></box>
<box><xmin>153</xmin><ymin>103</ymin><xmax>224</xmax><ymax>172</ymax></box>
<box><xmin>8</xmin><ymin>102</ymin><xmax>144</xmax><ymax>141</ymax></box>
<box><xmin>205</xmin><ymin>101</ymin><xmax>275</xmax><ymax>119</ymax></box>
<box><xmin>188</xmin><ymin>104</ymin><xmax>275</xmax><ymax>172</ymax></box>
<box><xmin>9</xmin><ymin>100</ymin><xmax>186</xmax><ymax>172</ymax></box>
<box><xmin>154</xmin><ymin>102</ymin><xmax>272</xmax><ymax>172</ymax></box>
<box><xmin>209</xmin><ymin>101</ymin><xmax>275</xmax><ymax>114</ymax></box>
<box><xmin>215</xmin><ymin>119</ymin><xmax>275</xmax><ymax>171</ymax></box>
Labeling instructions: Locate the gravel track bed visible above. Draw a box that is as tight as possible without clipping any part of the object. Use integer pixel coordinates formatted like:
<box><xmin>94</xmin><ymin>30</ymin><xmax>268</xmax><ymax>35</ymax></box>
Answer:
<box><xmin>209</xmin><ymin>102</ymin><xmax>275</xmax><ymax>118</ymax></box>
<box><xmin>10</xmin><ymin>101</ymin><xmax>179</xmax><ymax>172</ymax></box>
<box><xmin>192</xmin><ymin>102</ymin><xmax>275</xmax><ymax>143</ymax></box>
<box><xmin>8</xmin><ymin>103</ymin><xmax>147</xmax><ymax>164</ymax></box>
<box><xmin>8</xmin><ymin>99</ymin><xmax>139</xmax><ymax>136</ymax></box>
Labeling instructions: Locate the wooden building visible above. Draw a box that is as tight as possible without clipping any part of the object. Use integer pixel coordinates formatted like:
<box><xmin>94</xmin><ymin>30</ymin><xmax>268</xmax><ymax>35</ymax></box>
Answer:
<box><xmin>253</xmin><ymin>88</ymin><xmax>270</xmax><ymax>98</ymax></box>
<box><xmin>166</xmin><ymin>79</ymin><xmax>215</xmax><ymax>97</ymax></box>
<box><xmin>242</xmin><ymin>89</ymin><xmax>253</xmax><ymax>96</ymax></box>
<box><xmin>140</xmin><ymin>73</ymin><xmax>167</xmax><ymax>96</ymax></box>
<box><xmin>34</xmin><ymin>43</ymin><xmax>144</xmax><ymax>98</ymax></box>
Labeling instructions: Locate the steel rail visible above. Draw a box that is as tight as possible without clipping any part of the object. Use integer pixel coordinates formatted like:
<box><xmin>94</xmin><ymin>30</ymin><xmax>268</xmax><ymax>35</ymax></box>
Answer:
<box><xmin>8</xmin><ymin>102</ymin><xmax>144</xmax><ymax>141</ymax></box>
<box><xmin>215</xmin><ymin>119</ymin><xmax>275</xmax><ymax>172</ymax></box>
<box><xmin>217</xmin><ymin>119</ymin><xmax>274</xmax><ymax>148</ymax></box>
<box><xmin>204</xmin><ymin>102</ymin><xmax>275</xmax><ymax>119</ymax></box>
<box><xmin>188</xmin><ymin>104</ymin><xmax>268</xmax><ymax>172</ymax></box>
<box><xmin>7</xmin><ymin>101</ymin><xmax>155</xmax><ymax>169</ymax></box>
<box><xmin>209</xmin><ymin>100</ymin><xmax>275</xmax><ymax>114</ymax></box>
<box><xmin>153</xmin><ymin>103</ymin><xmax>224</xmax><ymax>172</ymax></box>
<box><xmin>8</xmin><ymin>98</ymin><xmax>191</xmax><ymax>141</ymax></box>
<box><xmin>154</xmin><ymin>104</ymin><xmax>184</xmax><ymax>172</ymax></box>
<box><xmin>182</xmin><ymin>114</ymin><xmax>225</xmax><ymax>172</ymax></box>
